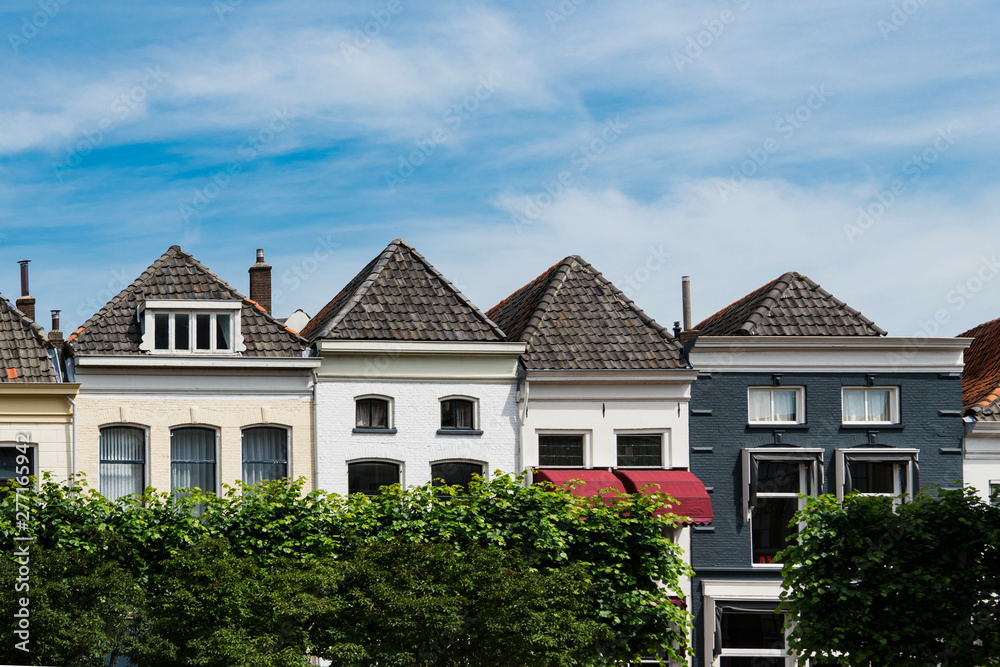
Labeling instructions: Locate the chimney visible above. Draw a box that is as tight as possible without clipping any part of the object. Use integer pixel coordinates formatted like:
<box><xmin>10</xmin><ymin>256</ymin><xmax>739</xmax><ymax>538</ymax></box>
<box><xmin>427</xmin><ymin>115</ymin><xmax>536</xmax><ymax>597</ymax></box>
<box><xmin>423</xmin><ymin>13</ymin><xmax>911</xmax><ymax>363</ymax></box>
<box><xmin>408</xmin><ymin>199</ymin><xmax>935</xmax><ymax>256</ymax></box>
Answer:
<box><xmin>248</xmin><ymin>248</ymin><xmax>272</xmax><ymax>313</ymax></box>
<box><xmin>16</xmin><ymin>260</ymin><xmax>35</xmax><ymax>321</ymax></box>
<box><xmin>678</xmin><ymin>275</ymin><xmax>700</xmax><ymax>343</ymax></box>
<box><xmin>48</xmin><ymin>310</ymin><xmax>63</xmax><ymax>349</ymax></box>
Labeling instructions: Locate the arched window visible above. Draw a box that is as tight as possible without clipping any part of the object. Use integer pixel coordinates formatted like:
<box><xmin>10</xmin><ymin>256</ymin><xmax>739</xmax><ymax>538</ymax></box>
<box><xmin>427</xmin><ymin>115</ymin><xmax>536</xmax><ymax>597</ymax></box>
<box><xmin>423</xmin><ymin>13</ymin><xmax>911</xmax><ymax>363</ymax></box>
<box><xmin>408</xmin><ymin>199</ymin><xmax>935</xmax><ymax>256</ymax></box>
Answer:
<box><xmin>431</xmin><ymin>461</ymin><xmax>485</xmax><ymax>491</ymax></box>
<box><xmin>440</xmin><ymin>397</ymin><xmax>476</xmax><ymax>430</ymax></box>
<box><xmin>242</xmin><ymin>426</ymin><xmax>288</xmax><ymax>486</ymax></box>
<box><xmin>348</xmin><ymin>461</ymin><xmax>400</xmax><ymax>496</ymax></box>
<box><xmin>100</xmin><ymin>425</ymin><xmax>146</xmax><ymax>500</ymax></box>
<box><xmin>170</xmin><ymin>427</ymin><xmax>217</xmax><ymax>509</ymax></box>
<box><xmin>355</xmin><ymin>396</ymin><xmax>391</xmax><ymax>429</ymax></box>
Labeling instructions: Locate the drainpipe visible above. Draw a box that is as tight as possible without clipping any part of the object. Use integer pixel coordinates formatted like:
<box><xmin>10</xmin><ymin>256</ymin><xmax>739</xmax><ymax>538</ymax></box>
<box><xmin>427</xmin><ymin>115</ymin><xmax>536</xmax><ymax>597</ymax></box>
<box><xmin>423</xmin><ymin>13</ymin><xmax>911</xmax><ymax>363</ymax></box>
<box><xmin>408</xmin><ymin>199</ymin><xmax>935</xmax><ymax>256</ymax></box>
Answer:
<box><xmin>311</xmin><ymin>368</ymin><xmax>319</xmax><ymax>493</ymax></box>
<box><xmin>66</xmin><ymin>396</ymin><xmax>77</xmax><ymax>483</ymax></box>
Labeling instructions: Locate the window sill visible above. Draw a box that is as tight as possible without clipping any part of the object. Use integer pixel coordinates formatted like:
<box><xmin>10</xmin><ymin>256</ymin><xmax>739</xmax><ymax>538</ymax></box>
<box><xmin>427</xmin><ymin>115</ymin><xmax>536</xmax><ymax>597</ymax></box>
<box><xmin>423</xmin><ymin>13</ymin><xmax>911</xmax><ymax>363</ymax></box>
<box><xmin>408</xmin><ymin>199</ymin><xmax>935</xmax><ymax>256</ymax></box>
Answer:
<box><xmin>839</xmin><ymin>423</ymin><xmax>903</xmax><ymax>430</ymax></box>
<box><xmin>436</xmin><ymin>428</ymin><xmax>483</xmax><ymax>436</ymax></box>
<box><xmin>352</xmin><ymin>427</ymin><xmax>397</xmax><ymax>435</ymax></box>
<box><xmin>746</xmin><ymin>423</ymin><xmax>808</xmax><ymax>429</ymax></box>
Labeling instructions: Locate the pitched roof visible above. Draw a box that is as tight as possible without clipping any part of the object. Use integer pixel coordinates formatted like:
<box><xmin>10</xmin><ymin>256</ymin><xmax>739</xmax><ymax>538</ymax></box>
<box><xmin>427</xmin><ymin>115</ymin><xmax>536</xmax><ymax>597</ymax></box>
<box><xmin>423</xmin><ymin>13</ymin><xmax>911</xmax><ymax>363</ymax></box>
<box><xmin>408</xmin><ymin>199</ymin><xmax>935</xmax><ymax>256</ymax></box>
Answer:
<box><xmin>696</xmin><ymin>272</ymin><xmax>886</xmax><ymax>336</ymax></box>
<box><xmin>0</xmin><ymin>294</ymin><xmax>57</xmax><ymax>382</ymax></box>
<box><xmin>300</xmin><ymin>239</ymin><xmax>505</xmax><ymax>342</ymax></box>
<box><xmin>68</xmin><ymin>245</ymin><xmax>307</xmax><ymax>357</ymax></box>
<box><xmin>959</xmin><ymin>317</ymin><xmax>1000</xmax><ymax>420</ymax></box>
<box><xmin>487</xmin><ymin>256</ymin><xmax>684</xmax><ymax>370</ymax></box>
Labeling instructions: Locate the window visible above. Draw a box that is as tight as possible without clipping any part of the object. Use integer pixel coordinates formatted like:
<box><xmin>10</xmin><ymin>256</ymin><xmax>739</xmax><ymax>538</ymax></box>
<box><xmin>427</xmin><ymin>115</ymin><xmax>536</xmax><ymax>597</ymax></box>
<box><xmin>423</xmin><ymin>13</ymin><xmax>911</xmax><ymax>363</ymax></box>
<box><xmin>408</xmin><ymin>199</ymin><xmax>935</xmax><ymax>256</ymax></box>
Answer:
<box><xmin>242</xmin><ymin>426</ymin><xmax>288</xmax><ymax>486</ymax></box>
<box><xmin>440</xmin><ymin>398</ymin><xmax>475</xmax><ymax>429</ymax></box>
<box><xmin>717</xmin><ymin>603</ymin><xmax>787</xmax><ymax>667</ymax></box>
<box><xmin>842</xmin><ymin>387</ymin><xmax>898</xmax><ymax>424</ymax></box>
<box><xmin>742</xmin><ymin>448</ymin><xmax>823</xmax><ymax>565</ymax></box>
<box><xmin>836</xmin><ymin>448</ymin><xmax>918</xmax><ymax>501</ymax></box>
<box><xmin>0</xmin><ymin>444</ymin><xmax>34</xmax><ymax>500</ymax></box>
<box><xmin>170</xmin><ymin>427</ymin><xmax>217</xmax><ymax>510</ymax></box>
<box><xmin>748</xmin><ymin>388</ymin><xmax>804</xmax><ymax>424</ymax></box>
<box><xmin>538</xmin><ymin>434</ymin><xmax>585</xmax><ymax>467</ymax></box>
<box><xmin>140</xmin><ymin>300</ymin><xmax>243</xmax><ymax>355</ymax></box>
<box><xmin>617</xmin><ymin>434</ymin><xmax>664</xmax><ymax>467</ymax></box>
<box><xmin>431</xmin><ymin>461</ymin><xmax>485</xmax><ymax>491</ymax></box>
<box><xmin>355</xmin><ymin>397</ymin><xmax>391</xmax><ymax>430</ymax></box>
<box><xmin>348</xmin><ymin>461</ymin><xmax>400</xmax><ymax>496</ymax></box>
<box><xmin>100</xmin><ymin>426</ymin><xmax>146</xmax><ymax>500</ymax></box>
<box><xmin>990</xmin><ymin>481</ymin><xmax>1000</xmax><ymax>506</ymax></box>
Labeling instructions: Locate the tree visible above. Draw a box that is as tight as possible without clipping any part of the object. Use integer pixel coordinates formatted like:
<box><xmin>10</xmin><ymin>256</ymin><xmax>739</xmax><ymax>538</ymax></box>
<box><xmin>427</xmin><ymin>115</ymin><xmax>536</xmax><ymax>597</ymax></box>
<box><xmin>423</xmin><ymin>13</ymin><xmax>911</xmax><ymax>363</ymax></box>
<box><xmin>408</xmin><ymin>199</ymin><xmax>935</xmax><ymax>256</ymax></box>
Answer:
<box><xmin>779</xmin><ymin>487</ymin><xmax>1000</xmax><ymax>667</ymax></box>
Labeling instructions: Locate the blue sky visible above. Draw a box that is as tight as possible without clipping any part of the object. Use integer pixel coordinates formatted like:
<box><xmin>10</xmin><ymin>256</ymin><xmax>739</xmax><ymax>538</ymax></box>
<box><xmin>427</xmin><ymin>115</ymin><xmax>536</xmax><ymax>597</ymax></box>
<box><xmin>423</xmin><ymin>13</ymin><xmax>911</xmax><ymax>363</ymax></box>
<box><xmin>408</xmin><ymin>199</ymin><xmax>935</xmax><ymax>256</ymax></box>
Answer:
<box><xmin>2</xmin><ymin>0</ymin><xmax>1000</xmax><ymax>339</ymax></box>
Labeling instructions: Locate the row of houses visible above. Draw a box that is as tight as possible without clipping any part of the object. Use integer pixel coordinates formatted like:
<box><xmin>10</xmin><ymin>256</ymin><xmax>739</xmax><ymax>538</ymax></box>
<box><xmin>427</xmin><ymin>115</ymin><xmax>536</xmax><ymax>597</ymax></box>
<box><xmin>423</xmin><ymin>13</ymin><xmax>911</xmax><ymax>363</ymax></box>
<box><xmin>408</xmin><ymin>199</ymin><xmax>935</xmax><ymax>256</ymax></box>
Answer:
<box><xmin>1</xmin><ymin>238</ymin><xmax>998</xmax><ymax>667</ymax></box>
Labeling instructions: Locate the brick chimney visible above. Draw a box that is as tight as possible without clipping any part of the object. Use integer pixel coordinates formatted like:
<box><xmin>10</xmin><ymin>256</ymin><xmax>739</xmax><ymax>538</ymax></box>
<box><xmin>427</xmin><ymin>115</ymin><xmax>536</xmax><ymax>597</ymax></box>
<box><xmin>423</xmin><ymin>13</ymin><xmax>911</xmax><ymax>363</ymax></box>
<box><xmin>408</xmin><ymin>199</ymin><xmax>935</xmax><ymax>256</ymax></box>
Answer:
<box><xmin>248</xmin><ymin>248</ymin><xmax>272</xmax><ymax>313</ymax></box>
<box><xmin>48</xmin><ymin>310</ymin><xmax>63</xmax><ymax>349</ymax></box>
<box><xmin>16</xmin><ymin>260</ymin><xmax>35</xmax><ymax>321</ymax></box>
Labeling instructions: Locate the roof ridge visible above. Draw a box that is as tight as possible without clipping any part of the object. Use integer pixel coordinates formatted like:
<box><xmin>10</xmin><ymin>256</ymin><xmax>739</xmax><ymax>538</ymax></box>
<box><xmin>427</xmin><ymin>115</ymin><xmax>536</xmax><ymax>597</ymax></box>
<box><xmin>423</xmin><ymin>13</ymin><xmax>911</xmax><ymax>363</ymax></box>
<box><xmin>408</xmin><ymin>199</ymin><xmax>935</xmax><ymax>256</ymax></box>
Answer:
<box><xmin>0</xmin><ymin>292</ymin><xmax>51</xmax><ymax>347</ymax></box>
<box><xmin>742</xmin><ymin>272</ymin><xmax>796</xmax><ymax>335</ymax></box>
<box><xmin>512</xmin><ymin>256</ymin><xmax>576</xmax><ymax>346</ymax></box>
<box><xmin>400</xmin><ymin>240</ymin><xmax>507</xmax><ymax>340</ymax></box>
<box><xmin>792</xmin><ymin>273</ymin><xmax>887</xmax><ymax>336</ymax></box>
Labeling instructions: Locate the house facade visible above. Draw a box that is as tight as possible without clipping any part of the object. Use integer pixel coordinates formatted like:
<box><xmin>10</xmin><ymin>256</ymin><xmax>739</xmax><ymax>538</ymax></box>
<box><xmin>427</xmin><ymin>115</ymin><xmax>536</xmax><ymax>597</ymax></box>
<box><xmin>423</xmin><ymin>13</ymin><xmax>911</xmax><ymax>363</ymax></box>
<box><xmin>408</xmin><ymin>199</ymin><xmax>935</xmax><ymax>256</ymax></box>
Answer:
<box><xmin>0</xmin><ymin>290</ymin><xmax>78</xmax><ymax>492</ymax></box>
<box><xmin>64</xmin><ymin>246</ymin><xmax>318</xmax><ymax>500</ymax></box>
<box><xmin>488</xmin><ymin>255</ymin><xmax>709</xmax><ymax>660</ymax></box>
<box><xmin>687</xmin><ymin>272</ymin><xmax>969</xmax><ymax>667</ymax></box>
<box><xmin>957</xmin><ymin>318</ymin><xmax>1000</xmax><ymax>502</ymax></box>
<box><xmin>301</xmin><ymin>239</ymin><xmax>524</xmax><ymax>496</ymax></box>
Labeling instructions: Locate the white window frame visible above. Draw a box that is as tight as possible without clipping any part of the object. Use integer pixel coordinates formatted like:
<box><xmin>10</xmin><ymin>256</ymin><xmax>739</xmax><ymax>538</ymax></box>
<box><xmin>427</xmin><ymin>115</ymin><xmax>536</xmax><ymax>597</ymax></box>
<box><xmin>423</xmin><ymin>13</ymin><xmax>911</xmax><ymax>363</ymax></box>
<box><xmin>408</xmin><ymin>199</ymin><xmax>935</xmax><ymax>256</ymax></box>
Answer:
<box><xmin>354</xmin><ymin>394</ymin><xmax>394</xmax><ymax>430</ymax></box>
<box><xmin>841</xmin><ymin>387</ymin><xmax>899</xmax><ymax>425</ymax></box>
<box><xmin>747</xmin><ymin>387</ymin><xmax>805</xmax><ymax>425</ymax></box>
<box><xmin>615</xmin><ymin>430</ymin><xmax>669</xmax><ymax>468</ymax></box>
<box><xmin>139</xmin><ymin>299</ymin><xmax>245</xmax><ymax>355</ymax></box>
<box><xmin>701</xmin><ymin>580</ymin><xmax>794</xmax><ymax>667</ymax></box>
<box><xmin>741</xmin><ymin>448</ymin><xmax>823</xmax><ymax>568</ymax></box>
<box><xmin>98</xmin><ymin>423</ymin><xmax>149</xmax><ymax>500</ymax></box>
<box><xmin>169</xmin><ymin>425</ymin><xmax>221</xmax><ymax>498</ymax></box>
<box><xmin>438</xmin><ymin>395</ymin><xmax>479</xmax><ymax>430</ymax></box>
<box><xmin>835</xmin><ymin>448</ymin><xmax>918</xmax><ymax>502</ymax></box>
<box><xmin>536</xmin><ymin>430</ymin><xmax>591</xmax><ymax>468</ymax></box>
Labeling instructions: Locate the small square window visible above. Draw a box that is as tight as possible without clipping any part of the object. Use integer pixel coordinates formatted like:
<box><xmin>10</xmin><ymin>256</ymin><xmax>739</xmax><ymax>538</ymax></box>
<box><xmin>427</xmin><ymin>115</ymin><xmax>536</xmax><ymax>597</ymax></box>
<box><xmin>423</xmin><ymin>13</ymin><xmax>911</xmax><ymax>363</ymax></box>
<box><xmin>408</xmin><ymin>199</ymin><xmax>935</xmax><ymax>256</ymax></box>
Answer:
<box><xmin>0</xmin><ymin>445</ymin><xmax>35</xmax><ymax>500</ymax></box>
<box><xmin>441</xmin><ymin>399</ymin><xmax>475</xmax><ymax>429</ymax></box>
<box><xmin>989</xmin><ymin>481</ymin><xmax>1000</xmax><ymax>505</ymax></box>
<box><xmin>837</xmin><ymin>448</ymin><xmax>917</xmax><ymax>502</ymax></box>
<box><xmin>538</xmin><ymin>434</ymin><xmax>585</xmax><ymax>467</ymax></box>
<box><xmin>356</xmin><ymin>397</ymin><xmax>390</xmax><ymax>429</ymax></box>
<box><xmin>842</xmin><ymin>387</ymin><xmax>898</xmax><ymax>424</ymax></box>
<box><xmin>616</xmin><ymin>434</ymin><xmax>663</xmax><ymax>467</ymax></box>
<box><xmin>748</xmin><ymin>387</ymin><xmax>803</xmax><ymax>424</ymax></box>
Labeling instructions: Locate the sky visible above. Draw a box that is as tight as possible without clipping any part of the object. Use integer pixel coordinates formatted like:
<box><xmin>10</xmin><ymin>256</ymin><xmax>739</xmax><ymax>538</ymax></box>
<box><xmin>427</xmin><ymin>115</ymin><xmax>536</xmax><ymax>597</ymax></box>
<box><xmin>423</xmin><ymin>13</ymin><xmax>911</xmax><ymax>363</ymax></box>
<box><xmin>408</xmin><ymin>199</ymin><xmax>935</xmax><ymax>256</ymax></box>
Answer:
<box><xmin>2</xmin><ymin>0</ymin><xmax>1000</xmax><ymax>340</ymax></box>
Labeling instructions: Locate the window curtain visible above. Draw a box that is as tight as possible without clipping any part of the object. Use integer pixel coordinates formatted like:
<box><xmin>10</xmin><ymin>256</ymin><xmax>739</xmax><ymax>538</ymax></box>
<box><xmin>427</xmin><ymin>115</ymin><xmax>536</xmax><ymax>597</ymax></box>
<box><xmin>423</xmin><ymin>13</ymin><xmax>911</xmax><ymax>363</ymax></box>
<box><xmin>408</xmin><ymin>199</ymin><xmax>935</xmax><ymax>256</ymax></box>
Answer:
<box><xmin>749</xmin><ymin>391</ymin><xmax>771</xmax><ymax>421</ymax></box>
<box><xmin>772</xmin><ymin>391</ymin><xmax>796</xmax><ymax>422</ymax></box>
<box><xmin>356</xmin><ymin>399</ymin><xmax>388</xmax><ymax>427</ymax></box>
<box><xmin>867</xmin><ymin>390</ymin><xmax>891</xmax><ymax>422</ymax></box>
<box><xmin>171</xmin><ymin>427</ymin><xmax>216</xmax><ymax>495</ymax></box>
<box><xmin>843</xmin><ymin>391</ymin><xmax>866</xmax><ymax>421</ymax></box>
<box><xmin>100</xmin><ymin>426</ymin><xmax>145</xmax><ymax>500</ymax></box>
<box><xmin>242</xmin><ymin>427</ymin><xmax>288</xmax><ymax>486</ymax></box>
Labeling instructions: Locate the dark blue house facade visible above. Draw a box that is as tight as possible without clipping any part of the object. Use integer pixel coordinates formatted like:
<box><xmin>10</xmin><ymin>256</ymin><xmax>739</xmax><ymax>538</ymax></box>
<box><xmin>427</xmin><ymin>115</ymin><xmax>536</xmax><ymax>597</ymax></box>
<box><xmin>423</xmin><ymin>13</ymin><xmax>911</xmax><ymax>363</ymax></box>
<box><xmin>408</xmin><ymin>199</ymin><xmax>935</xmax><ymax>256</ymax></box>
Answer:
<box><xmin>684</xmin><ymin>272</ymin><xmax>969</xmax><ymax>667</ymax></box>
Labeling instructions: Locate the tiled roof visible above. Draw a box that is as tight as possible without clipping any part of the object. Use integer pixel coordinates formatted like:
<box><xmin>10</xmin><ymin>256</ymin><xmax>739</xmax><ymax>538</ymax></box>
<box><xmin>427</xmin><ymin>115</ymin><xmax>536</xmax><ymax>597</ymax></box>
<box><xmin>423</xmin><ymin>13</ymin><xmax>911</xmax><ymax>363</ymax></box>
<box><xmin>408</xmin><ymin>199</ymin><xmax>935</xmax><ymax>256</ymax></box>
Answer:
<box><xmin>300</xmin><ymin>239</ymin><xmax>505</xmax><ymax>342</ymax></box>
<box><xmin>487</xmin><ymin>256</ymin><xmax>684</xmax><ymax>370</ymax></box>
<box><xmin>0</xmin><ymin>294</ymin><xmax>57</xmax><ymax>382</ymax></box>
<box><xmin>959</xmin><ymin>318</ymin><xmax>1000</xmax><ymax>420</ymax></box>
<box><xmin>696</xmin><ymin>272</ymin><xmax>886</xmax><ymax>336</ymax></box>
<box><xmin>68</xmin><ymin>246</ymin><xmax>307</xmax><ymax>357</ymax></box>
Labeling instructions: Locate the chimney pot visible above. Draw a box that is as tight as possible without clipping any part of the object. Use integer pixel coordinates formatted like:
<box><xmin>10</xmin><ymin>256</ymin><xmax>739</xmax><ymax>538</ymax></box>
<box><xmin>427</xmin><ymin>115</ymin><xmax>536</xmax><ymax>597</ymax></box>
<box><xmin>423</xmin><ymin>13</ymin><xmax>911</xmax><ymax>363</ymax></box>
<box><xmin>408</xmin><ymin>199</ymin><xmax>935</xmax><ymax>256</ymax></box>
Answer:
<box><xmin>248</xmin><ymin>248</ymin><xmax>272</xmax><ymax>314</ymax></box>
<box><xmin>16</xmin><ymin>260</ymin><xmax>34</xmax><ymax>321</ymax></box>
<box><xmin>48</xmin><ymin>309</ymin><xmax>63</xmax><ymax>349</ymax></box>
<box><xmin>681</xmin><ymin>275</ymin><xmax>692</xmax><ymax>331</ymax></box>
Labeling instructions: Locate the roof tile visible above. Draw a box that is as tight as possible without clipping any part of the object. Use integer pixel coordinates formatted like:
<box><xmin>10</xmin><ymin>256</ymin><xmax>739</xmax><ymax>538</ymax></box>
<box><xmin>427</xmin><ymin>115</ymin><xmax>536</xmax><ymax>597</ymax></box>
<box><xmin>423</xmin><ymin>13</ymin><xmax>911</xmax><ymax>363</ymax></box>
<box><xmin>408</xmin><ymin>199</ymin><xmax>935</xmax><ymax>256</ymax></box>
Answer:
<box><xmin>0</xmin><ymin>294</ymin><xmax>57</xmax><ymax>382</ymax></box>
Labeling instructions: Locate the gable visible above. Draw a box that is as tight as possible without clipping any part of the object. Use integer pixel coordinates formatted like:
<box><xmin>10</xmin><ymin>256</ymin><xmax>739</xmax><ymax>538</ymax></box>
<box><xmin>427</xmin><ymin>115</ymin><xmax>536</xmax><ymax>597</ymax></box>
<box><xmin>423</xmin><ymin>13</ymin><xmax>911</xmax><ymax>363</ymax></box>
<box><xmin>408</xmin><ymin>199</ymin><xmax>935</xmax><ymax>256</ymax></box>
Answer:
<box><xmin>0</xmin><ymin>294</ymin><xmax>56</xmax><ymax>382</ymax></box>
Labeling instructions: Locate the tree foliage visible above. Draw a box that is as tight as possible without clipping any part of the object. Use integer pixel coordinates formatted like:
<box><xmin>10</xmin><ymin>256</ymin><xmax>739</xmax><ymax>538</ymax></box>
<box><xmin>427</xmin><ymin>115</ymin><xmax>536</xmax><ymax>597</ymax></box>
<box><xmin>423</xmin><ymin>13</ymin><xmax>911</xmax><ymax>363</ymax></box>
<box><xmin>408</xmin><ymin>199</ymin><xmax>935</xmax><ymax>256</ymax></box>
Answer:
<box><xmin>779</xmin><ymin>487</ymin><xmax>1000</xmax><ymax>667</ymax></box>
<box><xmin>0</xmin><ymin>473</ymin><xmax>691</xmax><ymax>665</ymax></box>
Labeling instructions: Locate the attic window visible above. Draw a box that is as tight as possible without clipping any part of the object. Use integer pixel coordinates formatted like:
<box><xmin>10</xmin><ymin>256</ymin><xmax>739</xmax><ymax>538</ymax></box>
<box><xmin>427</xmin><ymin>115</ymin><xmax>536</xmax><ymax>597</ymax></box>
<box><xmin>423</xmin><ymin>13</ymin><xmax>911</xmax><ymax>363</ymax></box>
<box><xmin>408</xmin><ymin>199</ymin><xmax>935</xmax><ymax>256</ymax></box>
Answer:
<box><xmin>139</xmin><ymin>300</ymin><xmax>245</xmax><ymax>354</ymax></box>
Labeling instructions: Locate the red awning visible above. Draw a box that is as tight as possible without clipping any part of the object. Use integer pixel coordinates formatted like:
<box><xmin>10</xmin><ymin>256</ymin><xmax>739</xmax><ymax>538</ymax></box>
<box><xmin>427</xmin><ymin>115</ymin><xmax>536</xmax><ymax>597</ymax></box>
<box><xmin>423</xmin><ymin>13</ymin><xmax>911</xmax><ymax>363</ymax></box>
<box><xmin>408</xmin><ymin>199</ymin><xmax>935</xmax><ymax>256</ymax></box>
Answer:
<box><xmin>532</xmin><ymin>469</ymin><xmax>626</xmax><ymax>500</ymax></box>
<box><xmin>612</xmin><ymin>470</ymin><xmax>713</xmax><ymax>525</ymax></box>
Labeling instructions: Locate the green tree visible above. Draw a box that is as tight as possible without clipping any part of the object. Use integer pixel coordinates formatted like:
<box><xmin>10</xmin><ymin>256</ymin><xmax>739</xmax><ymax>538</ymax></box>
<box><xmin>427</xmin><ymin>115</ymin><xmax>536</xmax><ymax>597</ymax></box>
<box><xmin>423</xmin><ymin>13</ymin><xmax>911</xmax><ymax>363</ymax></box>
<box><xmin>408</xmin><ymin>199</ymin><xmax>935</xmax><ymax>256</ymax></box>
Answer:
<box><xmin>779</xmin><ymin>487</ymin><xmax>1000</xmax><ymax>667</ymax></box>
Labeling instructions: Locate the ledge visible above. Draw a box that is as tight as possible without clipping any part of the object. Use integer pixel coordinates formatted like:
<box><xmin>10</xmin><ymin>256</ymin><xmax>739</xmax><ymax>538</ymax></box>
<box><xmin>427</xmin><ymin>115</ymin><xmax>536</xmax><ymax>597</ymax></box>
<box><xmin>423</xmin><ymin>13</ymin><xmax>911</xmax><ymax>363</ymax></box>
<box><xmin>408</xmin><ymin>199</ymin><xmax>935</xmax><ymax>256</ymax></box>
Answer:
<box><xmin>746</xmin><ymin>423</ymin><xmax>809</xmax><ymax>430</ymax></box>
<box><xmin>352</xmin><ymin>427</ymin><xmax>397</xmax><ymax>435</ymax></box>
<box><xmin>839</xmin><ymin>424</ymin><xmax>904</xmax><ymax>431</ymax></box>
<box><xmin>436</xmin><ymin>429</ymin><xmax>483</xmax><ymax>436</ymax></box>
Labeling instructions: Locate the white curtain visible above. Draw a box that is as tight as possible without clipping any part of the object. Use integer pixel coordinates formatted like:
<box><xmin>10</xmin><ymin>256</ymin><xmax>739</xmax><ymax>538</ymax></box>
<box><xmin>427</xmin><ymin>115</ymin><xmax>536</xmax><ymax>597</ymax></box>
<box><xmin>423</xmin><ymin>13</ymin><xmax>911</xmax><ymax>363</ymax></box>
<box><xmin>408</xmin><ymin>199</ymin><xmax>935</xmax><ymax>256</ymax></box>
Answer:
<box><xmin>242</xmin><ymin>427</ymin><xmax>287</xmax><ymax>486</ymax></box>
<box><xmin>772</xmin><ymin>391</ymin><xmax>796</xmax><ymax>422</ymax></box>
<box><xmin>100</xmin><ymin>426</ymin><xmax>145</xmax><ymax>500</ymax></box>
<box><xmin>170</xmin><ymin>427</ymin><xmax>216</xmax><ymax>495</ymax></box>
<box><xmin>843</xmin><ymin>391</ymin><xmax>866</xmax><ymax>422</ymax></box>
<box><xmin>749</xmin><ymin>391</ymin><xmax>771</xmax><ymax>422</ymax></box>
<box><xmin>867</xmin><ymin>390</ymin><xmax>891</xmax><ymax>422</ymax></box>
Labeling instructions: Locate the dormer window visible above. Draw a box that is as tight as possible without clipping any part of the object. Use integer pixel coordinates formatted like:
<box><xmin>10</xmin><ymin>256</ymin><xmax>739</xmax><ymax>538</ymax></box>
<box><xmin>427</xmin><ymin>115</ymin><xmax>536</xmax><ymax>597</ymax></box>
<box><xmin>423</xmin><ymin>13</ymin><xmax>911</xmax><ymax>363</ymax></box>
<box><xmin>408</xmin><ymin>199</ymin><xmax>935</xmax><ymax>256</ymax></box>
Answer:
<box><xmin>139</xmin><ymin>300</ymin><xmax>244</xmax><ymax>355</ymax></box>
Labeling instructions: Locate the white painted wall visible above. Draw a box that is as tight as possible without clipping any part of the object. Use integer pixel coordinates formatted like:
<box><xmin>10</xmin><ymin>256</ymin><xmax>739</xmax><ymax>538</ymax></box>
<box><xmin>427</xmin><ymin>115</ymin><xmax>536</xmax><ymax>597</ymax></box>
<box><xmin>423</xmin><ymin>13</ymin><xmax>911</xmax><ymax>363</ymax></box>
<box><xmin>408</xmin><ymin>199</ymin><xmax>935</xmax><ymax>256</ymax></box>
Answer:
<box><xmin>315</xmin><ymin>380</ymin><xmax>518</xmax><ymax>493</ymax></box>
<box><xmin>965</xmin><ymin>422</ymin><xmax>1000</xmax><ymax>502</ymax></box>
